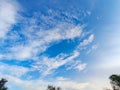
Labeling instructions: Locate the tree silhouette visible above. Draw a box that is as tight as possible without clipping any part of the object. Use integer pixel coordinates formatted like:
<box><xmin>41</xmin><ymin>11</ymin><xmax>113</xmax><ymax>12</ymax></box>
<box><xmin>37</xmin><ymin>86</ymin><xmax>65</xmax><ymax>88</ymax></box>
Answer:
<box><xmin>47</xmin><ymin>85</ymin><xmax>61</xmax><ymax>90</ymax></box>
<box><xmin>109</xmin><ymin>74</ymin><xmax>120</xmax><ymax>90</ymax></box>
<box><xmin>0</xmin><ymin>78</ymin><xmax>8</xmax><ymax>90</ymax></box>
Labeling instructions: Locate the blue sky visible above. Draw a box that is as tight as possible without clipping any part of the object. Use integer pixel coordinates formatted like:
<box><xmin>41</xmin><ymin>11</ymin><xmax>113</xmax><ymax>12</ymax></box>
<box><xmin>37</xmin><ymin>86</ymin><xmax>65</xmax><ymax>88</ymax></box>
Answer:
<box><xmin>0</xmin><ymin>0</ymin><xmax>120</xmax><ymax>90</ymax></box>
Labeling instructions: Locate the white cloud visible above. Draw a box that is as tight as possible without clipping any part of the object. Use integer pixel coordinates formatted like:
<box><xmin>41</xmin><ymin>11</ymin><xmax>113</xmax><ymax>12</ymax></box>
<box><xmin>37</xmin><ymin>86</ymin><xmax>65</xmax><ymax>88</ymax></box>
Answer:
<box><xmin>56</xmin><ymin>77</ymin><xmax>69</xmax><ymax>81</ymax></box>
<box><xmin>8</xmin><ymin>46</ymin><xmax>36</xmax><ymax>60</ymax></box>
<box><xmin>2</xmin><ymin>75</ymin><xmax>89</xmax><ymax>90</ymax></box>
<box><xmin>75</xmin><ymin>63</ymin><xmax>87</xmax><ymax>71</ymax></box>
<box><xmin>0</xmin><ymin>0</ymin><xmax>20</xmax><ymax>38</ymax></box>
<box><xmin>0</xmin><ymin>62</ymin><xmax>29</xmax><ymax>77</ymax></box>
<box><xmin>79</xmin><ymin>34</ymin><xmax>94</xmax><ymax>47</ymax></box>
<box><xmin>32</xmin><ymin>51</ymin><xmax>86</xmax><ymax>76</ymax></box>
<box><xmin>56</xmin><ymin>81</ymin><xmax>89</xmax><ymax>90</ymax></box>
<box><xmin>66</xmin><ymin>59</ymin><xmax>87</xmax><ymax>71</ymax></box>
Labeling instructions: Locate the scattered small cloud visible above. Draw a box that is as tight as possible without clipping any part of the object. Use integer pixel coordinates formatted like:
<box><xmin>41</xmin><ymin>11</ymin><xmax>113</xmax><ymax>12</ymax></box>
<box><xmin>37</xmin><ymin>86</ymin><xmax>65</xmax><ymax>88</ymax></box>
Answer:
<box><xmin>86</xmin><ymin>11</ymin><xmax>91</xmax><ymax>16</ymax></box>
<box><xmin>56</xmin><ymin>77</ymin><xmax>69</xmax><ymax>81</ymax></box>
<box><xmin>75</xmin><ymin>63</ymin><xmax>87</xmax><ymax>71</ymax></box>
<box><xmin>86</xmin><ymin>44</ymin><xmax>98</xmax><ymax>54</ymax></box>
<box><xmin>80</xmin><ymin>34</ymin><xmax>94</xmax><ymax>47</ymax></box>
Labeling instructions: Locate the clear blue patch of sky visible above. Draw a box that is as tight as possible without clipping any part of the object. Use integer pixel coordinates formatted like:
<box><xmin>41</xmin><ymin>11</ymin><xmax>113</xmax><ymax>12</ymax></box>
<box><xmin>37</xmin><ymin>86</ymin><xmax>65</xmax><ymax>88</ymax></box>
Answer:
<box><xmin>85</xmin><ymin>0</ymin><xmax>119</xmax><ymax>29</ymax></box>
<box><xmin>0</xmin><ymin>60</ymin><xmax>33</xmax><ymax>68</ymax></box>
<box><xmin>44</xmin><ymin>39</ymin><xmax>79</xmax><ymax>57</ymax></box>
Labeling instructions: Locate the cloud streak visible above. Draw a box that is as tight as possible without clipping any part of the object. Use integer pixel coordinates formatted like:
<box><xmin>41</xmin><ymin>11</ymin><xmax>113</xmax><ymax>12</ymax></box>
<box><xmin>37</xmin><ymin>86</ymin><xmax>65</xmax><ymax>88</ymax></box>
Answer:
<box><xmin>80</xmin><ymin>34</ymin><xmax>94</xmax><ymax>47</ymax></box>
<box><xmin>32</xmin><ymin>51</ymin><xmax>86</xmax><ymax>76</ymax></box>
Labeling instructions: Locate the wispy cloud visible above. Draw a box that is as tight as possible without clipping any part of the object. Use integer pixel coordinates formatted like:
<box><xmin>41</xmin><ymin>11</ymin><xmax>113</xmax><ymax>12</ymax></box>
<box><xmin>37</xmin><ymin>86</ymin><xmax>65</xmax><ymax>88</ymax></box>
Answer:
<box><xmin>32</xmin><ymin>51</ymin><xmax>86</xmax><ymax>76</ymax></box>
<box><xmin>79</xmin><ymin>34</ymin><xmax>94</xmax><ymax>47</ymax></box>
<box><xmin>66</xmin><ymin>57</ymin><xmax>87</xmax><ymax>71</ymax></box>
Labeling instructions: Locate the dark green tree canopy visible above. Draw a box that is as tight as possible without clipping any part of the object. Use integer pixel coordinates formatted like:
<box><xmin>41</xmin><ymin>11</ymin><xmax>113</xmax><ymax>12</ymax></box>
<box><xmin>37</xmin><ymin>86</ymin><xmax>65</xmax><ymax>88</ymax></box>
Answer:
<box><xmin>47</xmin><ymin>85</ymin><xmax>61</xmax><ymax>90</ymax></box>
<box><xmin>0</xmin><ymin>78</ymin><xmax>8</xmax><ymax>90</ymax></box>
<box><xmin>109</xmin><ymin>74</ymin><xmax>120</xmax><ymax>90</ymax></box>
